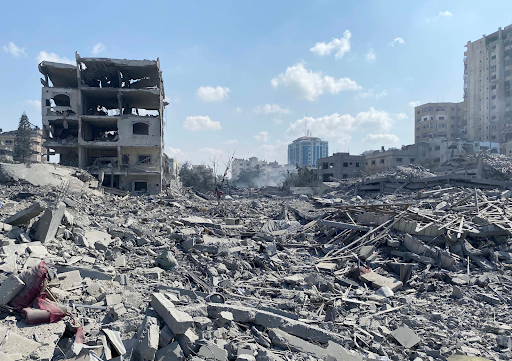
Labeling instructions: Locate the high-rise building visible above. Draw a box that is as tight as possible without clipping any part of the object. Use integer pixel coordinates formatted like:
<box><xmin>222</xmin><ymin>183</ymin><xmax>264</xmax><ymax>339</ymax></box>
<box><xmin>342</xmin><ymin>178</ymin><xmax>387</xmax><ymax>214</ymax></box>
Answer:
<box><xmin>287</xmin><ymin>136</ymin><xmax>328</xmax><ymax>167</ymax></box>
<box><xmin>464</xmin><ymin>24</ymin><xmax>512</xmax><ymax>142</ymax></box>
<box><xmin>39</xmin><ymin>52</ymin><xmax>166</xmax><ymax>193</ymax></box>
<box><xmin>414</xmin><ymin>102</ymin><xmax>466</xmax><ymax>143</ymax></box>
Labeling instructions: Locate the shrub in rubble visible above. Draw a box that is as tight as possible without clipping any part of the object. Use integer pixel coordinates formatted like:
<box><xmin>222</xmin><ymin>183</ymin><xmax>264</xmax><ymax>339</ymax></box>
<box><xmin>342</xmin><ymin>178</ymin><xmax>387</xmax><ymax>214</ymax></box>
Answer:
<box><xmin>179</xmin><ymin>161</ymin><xmax>216</xmax><ymax>193</ymax></box>
<box><xmin>280</xmin><ymin>166</ymin><xmax>317</xmax><ymax>191</ymax></box>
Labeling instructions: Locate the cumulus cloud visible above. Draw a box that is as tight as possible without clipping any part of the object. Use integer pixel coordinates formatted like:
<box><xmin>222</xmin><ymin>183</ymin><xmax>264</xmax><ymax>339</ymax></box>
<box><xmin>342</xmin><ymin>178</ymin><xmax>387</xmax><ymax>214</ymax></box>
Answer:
<box><xmin>91</xmin><ymin>42</ymin><xmax>105</xmax><ymax>55</ymax></box>
<box><xmin>183</xmin><ymin>116</ymin><xmax>222</xmax><ymax>131</ymax></box>
<box><xmin>365</xmin><ymin>49</ymin><xmax>376</xmax><ymax>61</ymax></box>
<box><xmin>166</xmin><ymin>147</ymin><xmax>185</xmax><ymax>158</ymax></box>
<box><xmin>37</xmin><ymin>51</ymin><xmax>75</xmax><ymax>65</ymax></box>
<box><xmin>362</xmin><ymin>133</ymin><xmax>400</xmax><ymax>145</ymax></box>
<box><xmin>310</xmin><ymin>30</ymin><xmax>351</xmax><ymax>59</ymax></box>
<box><xmin>409</xmin><ymin>101</ymin><xmax>421</xmax><ymax>107</ymax></box>
<box><xmin>271</xmin><ymin>62</ymin><xmax>361</xmax><ymax>101</ymax></box>
<box><xmin>26</xmin><ymin>100</ymin><xmax>41</xmax><ymax>109</ymax></box>
<box><xmin>254</xmin><ymin>104</ymin><xmax>291</xmax><ymax>115</ymax></box>
<box><xmin>287</xmin><ymin>107</ymin><xmax>394</xmax><ymax>143</ymax></box>
<box><xmin>196</xmin><ymin>86</ymin><xmax>231</xmax><ymax>102</ymax></box>
<box><xmin>388</xmin><ymin>38</ymin><xmax>405</xmax><ymax>47</ymax></box>
<box><xmin>3</xmin><ymin>42</ymin><xmax>27</xmax><ymax>57</ymax></box>
<box><xmin>254</xmin><ymin>131</ymin><xmax>269</xmax><ymax>142</ymax></box>
<box><xmin>223</xmin><ymin>139</ymin><xmax>238</xmax><ymax>145</ymax></box>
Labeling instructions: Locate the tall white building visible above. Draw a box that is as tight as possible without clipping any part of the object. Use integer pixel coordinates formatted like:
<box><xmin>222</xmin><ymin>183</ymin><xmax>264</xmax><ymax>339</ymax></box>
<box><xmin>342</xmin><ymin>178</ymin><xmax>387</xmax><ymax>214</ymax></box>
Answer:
<box><xmin>464</xmin><ymin>23</ymin><xmax>512</xmax><ymax>142</ymax></box>
<box><xmin>287</xmin><ymin>136</ymin><xmax>328</xmax><ymax>167</ymax></box>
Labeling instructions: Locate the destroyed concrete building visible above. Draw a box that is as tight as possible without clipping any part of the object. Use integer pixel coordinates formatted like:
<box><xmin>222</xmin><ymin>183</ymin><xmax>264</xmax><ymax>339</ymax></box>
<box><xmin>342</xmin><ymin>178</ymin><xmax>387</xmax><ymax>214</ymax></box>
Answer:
<box><xmin>39</xmin><ymin>52</ymin><xmax>166</xmax><ymax>194</ymax></box>
<box><xmin>315</xmin><ymin>152</ymin><xmax>364</xmax><ymax>181</ymax></box>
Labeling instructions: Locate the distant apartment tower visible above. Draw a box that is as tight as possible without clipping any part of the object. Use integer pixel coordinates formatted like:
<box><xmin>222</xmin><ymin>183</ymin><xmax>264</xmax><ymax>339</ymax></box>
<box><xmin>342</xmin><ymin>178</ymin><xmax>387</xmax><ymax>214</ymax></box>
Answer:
<box><xmin>231</xmin><ymin>157</ymin><xmax>260</xmax><ymax>179</ymax></box>
<box><xmin>287</xmin><ymin>136</ymin><xmax>328</xmax><ymax>167</ymax></box>
<box><xmin>414</xmin><ymin>102</ymin><xmax>466</xmax><ymax>143</ymax></box>
<box><xmin>0</xmin><ymin>127</ymin><xmax>44</xmax><ymax>162</ymax></box>
<box><xmin>464</xmin><ymin>23</ymin><xmax>512</xmax><ymax>142</ymax></box>
<box><xmin>39</xmin><ymin>52</ymin><xmax>166</xmax><ymax>194</ymax></box>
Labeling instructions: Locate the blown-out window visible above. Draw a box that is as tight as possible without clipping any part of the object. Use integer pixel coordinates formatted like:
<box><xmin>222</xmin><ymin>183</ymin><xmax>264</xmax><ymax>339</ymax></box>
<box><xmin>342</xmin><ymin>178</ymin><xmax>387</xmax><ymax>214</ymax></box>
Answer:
<box><xmin>133</xmin><ymin>122</ymin><xmax>149</xmax><ymax>135</ymax></box>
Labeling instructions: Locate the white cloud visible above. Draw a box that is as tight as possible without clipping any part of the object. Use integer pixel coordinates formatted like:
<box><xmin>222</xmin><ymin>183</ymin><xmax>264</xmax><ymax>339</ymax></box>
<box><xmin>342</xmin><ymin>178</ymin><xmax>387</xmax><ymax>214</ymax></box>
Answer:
<box><xmin>198</xmin><ymin>148</ymin><xmax>224</xmax><ymax>158</ymax></box>
<box><xmin>427</xmin><ymin>11</ymin><xmax>453</xmax><ymax>23</ymax></box>
<box><xmin>409</xmin><ymin>101</ymin><xmax>421</xmax><ymax>107</ymax></box>
<box><xmin>236</xmin><ymin>107</ymin><xmax>242</xmax><ymax>113</ymax></box>
<box><xmin>91</xmin><ymin>43</ymin><xmax>105</xmax><ymax>55</ymax></box>
<box><xmin>365</xmin><ymin>49</ymin><xmax>376</xmax><ymax>61</ymax></box>
<box><xmin>37</xmin><ymin>51</ymin><xmax>75</xmax><ymax>65</ymax></box>
<box><xmin>388</xmin><ymin>38</ymin><xmax>405</xmax><ymax>47</ymax></box>
<box><xmin>376</xmin><ymin>90</ymin><xmax>387</xmax><ymax>99</ymax></box>
<box><xmin>166</xmin><ymin>147</ymin><xmax>185</xmax><ymax>158</ymax></box>
<box><xmin>273</xmin><ymin>118</ymin><xmax>284</xmax><ymax>124</ymax></box>
<box><xmin>257</xmin><ymin>140</ymin><xmax>288</xmax><ymax>164</ymax></box>
<box><xmin>196</xmin><ymin>86</ymin><xmax>231</xmax><ymax>102</ymax></box>
<box><xmin>356</xmin><ymin>89</ymin><xmax>387</xmax><ymax>100</ymax></box>
<box><xmin>3</xmin><ymin>42</ymin><xmax>27</xmax><ymax>57</ymax></box>
<box><xmin>394</xmin><ymin>113</ymin><xmax>408</xmax><ymax>120</ymax></box>
<box><xmin>26</xmin><ymin>100</ymin><xmax>41</xmax><ymax>109</ymax></box>
<box><xmin>223</xmin><ymin>139</ymin><xmax>238</xmax><ymax>145</ymax></box>
<box><xmin>362</xmin><ymin>133</ymin><xmax>400</xmax><ymax>146</ymax></box>
<box><xmin>254</xmin><ymin>104</ymin><xmax>291</xmax><ymax>115</ymax></box>
<box><xmin>254</xmin><ymin>131</ymin><xmax>269</xmax><ymax>142</ymax></box>
<box><xmin>310</xmin><ymin>30</ymin><xmax>351</xmax><ymax>59</ymax></box>
<box><xmin>183</xmin><ymin>116</ymin><xmax>222</xmax><ymax>131</ymax></box>
<box><xmin>287</xmin><ymin>107</ymin><xmax>394</xmax><ymax>143</ymax></box>
<box><xmin>271</xmin><ymin>62</ymin><xmax>361</xmax><ymax>101</ymax></box>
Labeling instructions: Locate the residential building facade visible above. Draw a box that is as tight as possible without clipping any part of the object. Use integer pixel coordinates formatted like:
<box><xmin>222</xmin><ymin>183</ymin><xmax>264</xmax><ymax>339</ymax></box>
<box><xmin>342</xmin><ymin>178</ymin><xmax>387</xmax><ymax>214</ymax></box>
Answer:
<box><xmin>287</xmin><ymin>136</ymin><xmax>328</xmax><ymax>167</ymax></box>
<box><xmin>414</xmin><ymin>102</ymin><xmax>467</xmax><ymax>143</ymax></box>
<box><xmin>315</xmin><ymin>152</ymin><xmax>364</xmax><ymax>181</ymax></box>
<box><xmin>0</xmin><ymin>128</ymin><xmax>44</xmax><ymax>163</ymax></box>
<box><xmin>364</xmin><ymin>144</ymin><xmax>429</xmax><ymax>174</ymax></box>
<box><xmin>464</xmin><ymin>24</ymin><xmax>512</xmax><ymax>142</ymax></box>
<box><xmin>39</xmin><ymin>52</ymin><xmax>166</xmax><ymax>194</ymax></box>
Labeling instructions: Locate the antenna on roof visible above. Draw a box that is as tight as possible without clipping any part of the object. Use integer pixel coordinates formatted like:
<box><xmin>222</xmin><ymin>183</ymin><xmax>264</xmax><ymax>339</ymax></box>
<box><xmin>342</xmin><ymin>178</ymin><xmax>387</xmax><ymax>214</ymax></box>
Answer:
<box><xmin>305</xmin><ymin>112</ymin><xmax>308</xmax><ymax>137</ymax></box>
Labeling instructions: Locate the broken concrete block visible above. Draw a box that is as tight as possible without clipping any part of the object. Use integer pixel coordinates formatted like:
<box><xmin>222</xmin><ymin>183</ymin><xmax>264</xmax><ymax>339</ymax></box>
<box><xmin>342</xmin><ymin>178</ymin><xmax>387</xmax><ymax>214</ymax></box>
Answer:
<box><xmin>496</xmin><ymin>335</ymin><xmax>512</xmax><ymax>348</ymax></box>
<box><xmin>36</xmin><ymin>202</ymin><xmax>66</xmax><ymax>243</ymax></box>
<box><xmin>137</xmin><ymin>316</ymin><xmax>160</xmax><ymax>361</ymax></box>
<box><xmin>0</xmin><ymin>275</ymin><xmax>25</xmax><ymax>305</ymax></box>
<box><xmin>360</xmin><ymin>272</ymin><xmax>403</xmax><ymax>292</ymax></box>
<box><xmin>198</xmin><ymin>343</ymin><xmax>228</xmax><ymax>361</ymax></box>
<box><xmin>115</xmin><ymin>255</ymin><xmax>126</xmax><ymax>267</ymax></box>
<box><xmin>217</xmin><ymin>311</ymin><xmax>233</xmax><ymax>326</ymax></box>
<box><xmin>155</xmin><ymin>341</ymin><xmax>185</xmax><ymax>361</ymax></box>
<box><xmin>108</xmin><ymin>303</ymin><xmax>127</xmax><ymax>320</ymax></box>
<box><xmin>359</xmin><ymin>245</ymin><xmax>375</xmax><ymax>260</ymax></box>
<box><xmin>159</xmin><ymin>325</ymin><xmax>175</xmax><ymax>348</ymax></box>
<box><xmin>156</xmin><ymin>249</ymin><xmax>178</xmax><ymax>270</ymax></box>
<box><xmin>4</xmin><ymin>202</ymin><xmax>43</xmax><ymax>226</ymax></box>
<box><xmin>175</xmin><ymin>328</ymin><xmax>199</xmax><ymax>357</ymax></box>
<box><xmin>391</xmin><ymin>324</ymin><xmax>420</xmax><ymax>348</ymax></box>
<box><xmin>452</xmin><ymin>285</ymin><xmax>464</xmax><ymax>299</ymax></box>
<box><xmin>375</xmin><ymin>286</ymin><xmax>394</xmax><ymax>298</ymax></box>
<box><xmin>105</xmin><ymin>294</ymin><xmax>123</xmax><ymax>306</ymax></box>
<box><xmin>151</xmin><ymin>293</ymin><xmax>193</xmax><ymax>334</ymax></box>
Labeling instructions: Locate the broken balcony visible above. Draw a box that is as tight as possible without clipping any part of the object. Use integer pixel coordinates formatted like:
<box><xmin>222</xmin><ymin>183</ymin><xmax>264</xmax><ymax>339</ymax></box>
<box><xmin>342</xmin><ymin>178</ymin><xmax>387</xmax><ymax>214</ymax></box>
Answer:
<box><xmin>43</xmin><ymin>119</ymin><xmax>79</xmax><ymax>147</ymax></box>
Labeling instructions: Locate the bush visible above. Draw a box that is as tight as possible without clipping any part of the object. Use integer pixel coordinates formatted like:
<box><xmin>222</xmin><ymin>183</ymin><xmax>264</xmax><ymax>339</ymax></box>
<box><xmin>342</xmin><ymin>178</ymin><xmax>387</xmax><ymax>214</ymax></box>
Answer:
<box><xmin>280</xmin><ymin>166</ymin><xmax>317</xmax><ymax>191</ymax></box>
<box><xmin>179</xmin><ymin>162</ymin><xmax>215</xmax><ymax>193</ymax></box>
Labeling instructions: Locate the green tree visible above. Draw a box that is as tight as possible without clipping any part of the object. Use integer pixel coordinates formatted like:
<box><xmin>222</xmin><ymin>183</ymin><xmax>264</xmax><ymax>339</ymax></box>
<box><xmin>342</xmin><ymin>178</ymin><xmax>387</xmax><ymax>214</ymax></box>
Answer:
<box><xmin>232</xmin><ymin>164</ymin><xmax>262</xmax><ymax>188</ymax></box>
<box><xmin>13</xmin><ymin>113</ymin><xmax>34</xmax><ymax>163</ymax></box>
<box><xmin>280</xmin><ymin>166</ymin><xmax>318</xmax><ymax>191</ymax></box>
<box><xmin>179</xmin><ymin>162</ymin><xmax>215</xmax><ymax>193</ymax></box>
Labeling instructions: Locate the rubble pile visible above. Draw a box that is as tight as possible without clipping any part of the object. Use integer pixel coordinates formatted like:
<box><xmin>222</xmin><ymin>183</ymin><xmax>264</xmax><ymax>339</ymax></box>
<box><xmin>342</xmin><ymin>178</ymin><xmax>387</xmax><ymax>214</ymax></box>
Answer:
<box><xmin>437</xmin><ymin>151</ymin><xmax>512</xmax><ymax>181</ymax></box>
<box><xmin>1</xmin><ymin>163</ymin><xmax>512</xmax><ymax>361</ymax></box>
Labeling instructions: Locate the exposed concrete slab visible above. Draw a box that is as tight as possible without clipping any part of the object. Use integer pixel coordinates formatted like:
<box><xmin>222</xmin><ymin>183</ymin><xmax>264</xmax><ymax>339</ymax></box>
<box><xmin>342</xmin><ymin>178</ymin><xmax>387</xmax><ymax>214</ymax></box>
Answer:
<box><xmin>360</xmin><ymin>272</ymin><xmax>403</xmax><ymax>292</ymax></box>
<box><xmin>151</xmin><ymin>293</ymin><xmax>193</xmax><ymax>334</ymax></box>
<box><xmin>4</xmin><ymin>202</ymin><xmax>43</xmax><ymax>226</ymax></box>
<box><xmin>36</xmin><ymin>202</ymin><xmax>66</xmax><ymax>243</ymax></box>
<box><xmin>391</xmin><ymin>324</ymin><xmax>421</xmax><ymax>348</ymax></box>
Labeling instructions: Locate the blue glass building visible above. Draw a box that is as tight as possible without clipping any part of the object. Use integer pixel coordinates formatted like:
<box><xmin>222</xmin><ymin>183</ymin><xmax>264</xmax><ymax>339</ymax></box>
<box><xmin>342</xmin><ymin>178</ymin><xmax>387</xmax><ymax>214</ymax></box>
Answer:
<box><xmin>287</xmin><ymin>136</ymin><xmax>328</xmax><ymax>167</ymax></box>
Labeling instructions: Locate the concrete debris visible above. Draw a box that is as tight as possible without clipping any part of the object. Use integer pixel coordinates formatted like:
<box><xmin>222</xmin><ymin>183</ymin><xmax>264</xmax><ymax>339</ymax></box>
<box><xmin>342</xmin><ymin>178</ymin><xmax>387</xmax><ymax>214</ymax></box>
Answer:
<box><xmin>1</xmin><ymin>161</ymin><xmax>512</xmax><ymax>361</ymax></box>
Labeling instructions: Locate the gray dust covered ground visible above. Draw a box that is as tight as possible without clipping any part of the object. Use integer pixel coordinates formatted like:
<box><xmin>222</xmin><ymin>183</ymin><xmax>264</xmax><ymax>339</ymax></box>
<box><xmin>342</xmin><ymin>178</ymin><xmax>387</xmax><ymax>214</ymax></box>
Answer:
<box><xmin>0</xmin><ymin>159</ymin><xmax>512</xmax><ymax>361</ymax></box>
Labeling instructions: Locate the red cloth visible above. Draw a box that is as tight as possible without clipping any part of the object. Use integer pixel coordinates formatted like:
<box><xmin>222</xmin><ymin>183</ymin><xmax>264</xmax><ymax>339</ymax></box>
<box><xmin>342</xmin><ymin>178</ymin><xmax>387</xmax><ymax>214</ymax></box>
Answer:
<box><xmin>215</xmin><ymin>187</ymin><xmax>223</xmax><ymax>199</ymax></box>
<box><xmin>35</xmin><ymin>294</ymin><xmax>67</xmax><ymax>323</ymax></box>
<box><xmin>9</xmin><ymin>261</ymin><xmax>48</xmax><ymax>311</ymax></box>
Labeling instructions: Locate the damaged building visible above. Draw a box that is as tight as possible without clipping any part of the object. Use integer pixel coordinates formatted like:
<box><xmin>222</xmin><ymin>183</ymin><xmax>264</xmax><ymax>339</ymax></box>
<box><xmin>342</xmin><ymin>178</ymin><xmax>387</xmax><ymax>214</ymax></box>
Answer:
<box><xmin>39</xmin><ymin>52</ymin><xmax>167</xmax><ymax>194</ymax></box>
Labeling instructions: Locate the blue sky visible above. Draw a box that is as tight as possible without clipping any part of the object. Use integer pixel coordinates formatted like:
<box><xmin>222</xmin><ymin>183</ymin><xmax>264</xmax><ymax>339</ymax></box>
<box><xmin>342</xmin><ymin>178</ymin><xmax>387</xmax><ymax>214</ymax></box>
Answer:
<box><xmin>1</xmin><ymin>0</ymin><xmax>512</xmax><ymax>166</ymax></box>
